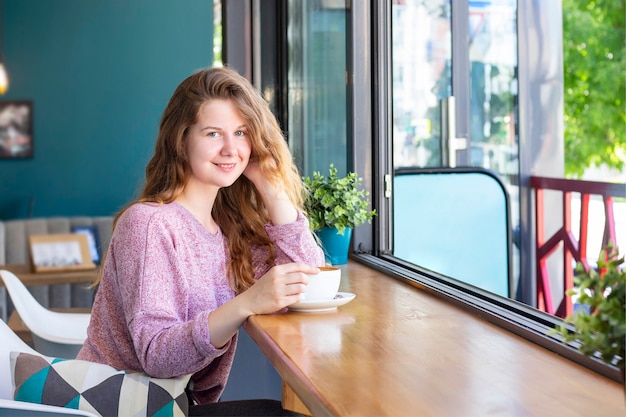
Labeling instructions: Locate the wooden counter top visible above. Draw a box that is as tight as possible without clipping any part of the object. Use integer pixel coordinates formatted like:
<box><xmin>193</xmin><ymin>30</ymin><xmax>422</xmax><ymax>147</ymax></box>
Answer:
<box><xmin>244</xmin><ymin>261</ymin><xmax>625</xmax><ymax>416</ymax></box>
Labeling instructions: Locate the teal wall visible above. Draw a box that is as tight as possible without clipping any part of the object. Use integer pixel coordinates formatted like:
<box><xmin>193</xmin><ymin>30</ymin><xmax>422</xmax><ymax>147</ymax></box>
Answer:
<box><xmin>0</xmin><ymin>0</ymin><xmax>214</xmax><ymax>219</ymax></box>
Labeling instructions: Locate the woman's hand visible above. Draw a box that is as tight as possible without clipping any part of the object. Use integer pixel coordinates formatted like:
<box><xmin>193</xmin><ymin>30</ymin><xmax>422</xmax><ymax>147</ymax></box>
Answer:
<box><xmin>243</xmin><ymin>157</ymin><xmax>298</xmax><ymax>225</ymax></box>
<box><xmin>244</xmin><ymin>262</ymin><xmax>320</xmax><ymax>315</ymax></box>
<box><xmin>207</xmin><ymin>262</ymin><xmax>319</xmax><ymax>348</ymax></box>
<box><xmin>243</xmin><ymin>156</ymin><xmax>269</xmax><ymax>191</ymax></box>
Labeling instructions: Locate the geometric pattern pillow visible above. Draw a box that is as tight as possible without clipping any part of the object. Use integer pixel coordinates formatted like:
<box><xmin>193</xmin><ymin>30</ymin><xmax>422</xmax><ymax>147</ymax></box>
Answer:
<box><xmin>10</xmin><ymin>351</ymin><xmax>191</xmax><ymax>417</ymax></box>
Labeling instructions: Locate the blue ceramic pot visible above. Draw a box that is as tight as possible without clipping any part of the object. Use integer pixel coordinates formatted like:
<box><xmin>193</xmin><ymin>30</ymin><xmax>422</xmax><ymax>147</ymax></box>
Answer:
<box><xmin>316</xmin><ymin>226</ymin><xmax>353</xmax><ymax>265</ymax></box>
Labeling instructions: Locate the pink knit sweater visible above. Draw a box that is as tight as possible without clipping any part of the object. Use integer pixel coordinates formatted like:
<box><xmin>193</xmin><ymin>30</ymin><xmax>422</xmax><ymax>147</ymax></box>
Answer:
<box><xmin>77</xmin><ymin>201</ymin><xmax>324</xmax><ymax>404</ymax></box>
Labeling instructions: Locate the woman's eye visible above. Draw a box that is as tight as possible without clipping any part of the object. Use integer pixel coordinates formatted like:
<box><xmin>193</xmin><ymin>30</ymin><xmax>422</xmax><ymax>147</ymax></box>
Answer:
<box><xmin>235</xmin><ymin>130</ymin><xmax>247</xmax><ymax>137</ymax></box>
<box><xmin>207</xmin><ymin>131</ymin><xmax>220</xmax><ymax>138</ymax></box>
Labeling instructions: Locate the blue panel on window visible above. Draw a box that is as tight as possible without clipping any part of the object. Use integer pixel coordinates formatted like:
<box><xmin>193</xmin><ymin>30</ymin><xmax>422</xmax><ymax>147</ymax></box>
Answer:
<box><xmin>393</xmin><ymin>169</ymin><xmax>511</xmax><ymax>297</ymax></box>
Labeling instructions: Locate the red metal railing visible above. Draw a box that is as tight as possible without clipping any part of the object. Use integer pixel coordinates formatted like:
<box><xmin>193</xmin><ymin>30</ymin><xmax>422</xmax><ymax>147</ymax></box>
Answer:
<box><xmin>530</xmin><ymin>176</ymin><xmax>625</xmax><ymax>318</ymax></box>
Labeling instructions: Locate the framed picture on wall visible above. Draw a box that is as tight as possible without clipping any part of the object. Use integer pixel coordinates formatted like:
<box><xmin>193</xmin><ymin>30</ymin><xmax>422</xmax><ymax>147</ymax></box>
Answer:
<box><xmin>0</xmin><ymin>100</ymin><xmax>33</xmax><ymax>159</ymax></box>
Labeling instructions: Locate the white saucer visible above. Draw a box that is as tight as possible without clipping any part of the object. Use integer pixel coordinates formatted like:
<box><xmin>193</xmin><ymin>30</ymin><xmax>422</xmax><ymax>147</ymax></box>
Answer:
<box><xmin>288</xmin><ymin>292</ymin><xmax>356</xmax><ymax>313</ymax></box>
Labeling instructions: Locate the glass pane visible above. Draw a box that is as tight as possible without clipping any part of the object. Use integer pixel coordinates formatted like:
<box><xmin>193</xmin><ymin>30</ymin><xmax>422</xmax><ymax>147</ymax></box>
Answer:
<box><xmin>213</xmin><ymin>0</ymin><xmax>222</xmax><ymax>66</ymax></box>
<box><xmin>391</xmin><ymin>0</ymin><xmax>521</xmax><ymax>299</ymax></box>
<box><xmin>468</xmin><ymin>0</ymin><xmax>518</xmax><ymax>178</ymax></box>
<box><xmin>392</xmin><ymin>0</ymin><xmax>451</xmax><ymax>169</ymax></box>
<box><xmin>287</xmin><ymin>0</ymin><xmax>348</xmax><ymax>177</ymax></box>
<box><xmin>467</xmin><ymin>0</ymin><xmax>520</xmax><ymax>295</ymax></box>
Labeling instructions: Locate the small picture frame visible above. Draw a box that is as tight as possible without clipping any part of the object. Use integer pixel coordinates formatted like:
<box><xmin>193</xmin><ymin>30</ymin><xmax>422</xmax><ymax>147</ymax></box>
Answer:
<box><xmin>71</xmin><ymin>225</ymin><xmax>102</xmax><ymax>265</ymax></box>
<box><xmin>28</xmin><ymin>234</ymin><xmax>96</xmax><ymax>273</ymax></box>
<box><xmin>0</xmin><ymin>100</ymin><xmax>33</xmax><ymax>159</ymax></box>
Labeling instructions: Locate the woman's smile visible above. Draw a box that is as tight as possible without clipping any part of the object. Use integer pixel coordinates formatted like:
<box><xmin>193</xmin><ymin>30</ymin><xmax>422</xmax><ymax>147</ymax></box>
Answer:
<box><xmin>215</xmin><ymin>163</ymin><xmax>237</xmax><ymax>171</ymax></box>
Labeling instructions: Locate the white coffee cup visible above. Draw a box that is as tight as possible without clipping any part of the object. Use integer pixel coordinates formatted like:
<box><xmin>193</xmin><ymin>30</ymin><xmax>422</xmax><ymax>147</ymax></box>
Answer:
<box><xmin>302</xmin><ymin>266</ymin><xmax>341</xmax><ymax>301</ymax></box>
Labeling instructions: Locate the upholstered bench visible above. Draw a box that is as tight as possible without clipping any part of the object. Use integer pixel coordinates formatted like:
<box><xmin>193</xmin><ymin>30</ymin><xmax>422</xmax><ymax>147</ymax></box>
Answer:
<box><xmin>0</xmin><ymin>216</ymin><xmax>113</xmax><ymax>322</ymax></box>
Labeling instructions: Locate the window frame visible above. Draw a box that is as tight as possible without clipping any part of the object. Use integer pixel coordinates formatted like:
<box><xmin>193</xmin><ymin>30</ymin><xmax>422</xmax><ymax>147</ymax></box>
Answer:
<box><xmin>348</xmin><ymin>0</ymin><xmax>622</xmax><ymax>382</ymax></box>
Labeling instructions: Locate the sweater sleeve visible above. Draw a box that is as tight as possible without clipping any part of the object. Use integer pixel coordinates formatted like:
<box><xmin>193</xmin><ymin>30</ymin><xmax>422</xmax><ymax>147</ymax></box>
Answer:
<box><xmin>253</xmin><ymin>212</ymin><xmax>325</xmax><ymax>276</ymax></box>
<box><xmin>116</xmin><ymin>208</ymin><xmax>231</xmax><ymax>378</ymax></box>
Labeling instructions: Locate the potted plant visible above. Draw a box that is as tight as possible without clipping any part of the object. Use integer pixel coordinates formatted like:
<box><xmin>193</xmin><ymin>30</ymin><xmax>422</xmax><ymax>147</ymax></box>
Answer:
<box><xmin>552</xmin><ymin>243</ymin><xmax>625</xmax><ymax>386</ymax></box>
<box><xmin>302</xmin><ymin>164</ymin><xmax>376</xmax><ymax>265</ymax></box>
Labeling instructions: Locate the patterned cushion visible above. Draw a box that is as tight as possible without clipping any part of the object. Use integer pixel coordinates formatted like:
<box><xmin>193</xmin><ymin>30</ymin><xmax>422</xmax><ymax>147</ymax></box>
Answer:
<box><xmin>10</xmin><ymin>351</ymin><xmax>191</xmax><ymax>417</ymax></box>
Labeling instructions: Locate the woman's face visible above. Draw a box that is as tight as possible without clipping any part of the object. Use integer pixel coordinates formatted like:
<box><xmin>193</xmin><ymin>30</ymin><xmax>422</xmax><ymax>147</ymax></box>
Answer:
<box><xmin>185</xmin><ymin>98</ymin><xmax>252</xmax><ymax>190</ymax></box>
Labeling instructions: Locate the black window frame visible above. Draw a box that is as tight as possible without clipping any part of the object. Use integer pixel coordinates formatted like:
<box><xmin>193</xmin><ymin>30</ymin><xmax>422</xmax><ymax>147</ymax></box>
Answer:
<box><xmin>348</xmin><ymin>0</ymin><xmax>621</xmax><ymax>383</ymax></box>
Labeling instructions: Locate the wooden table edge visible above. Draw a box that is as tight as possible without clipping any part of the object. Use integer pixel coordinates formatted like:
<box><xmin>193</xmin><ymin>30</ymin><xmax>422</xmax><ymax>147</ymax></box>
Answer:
<box><xmin>243</xmin><ymin>318</ymin><xmax>334</xmax><ymax>417</ymax></box>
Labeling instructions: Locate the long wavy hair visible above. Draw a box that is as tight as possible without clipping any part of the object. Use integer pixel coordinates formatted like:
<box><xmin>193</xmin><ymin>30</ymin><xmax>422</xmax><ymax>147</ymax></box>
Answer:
<box><xmin>104</xmin><ymin>66</ymin><xmax>305</xmax><ymax>294</ymax></box>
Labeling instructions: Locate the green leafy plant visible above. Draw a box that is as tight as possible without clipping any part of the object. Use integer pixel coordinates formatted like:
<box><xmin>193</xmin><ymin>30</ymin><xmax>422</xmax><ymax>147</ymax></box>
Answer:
<box><xmin>302</xmin><ymin>164</ymin><xmax>376</xmax><ymax>235</ymax></box>
<box><xmin>552</xmin><ymin>244</ymin><xmax>625</xmax><ymax>378</ymax></box>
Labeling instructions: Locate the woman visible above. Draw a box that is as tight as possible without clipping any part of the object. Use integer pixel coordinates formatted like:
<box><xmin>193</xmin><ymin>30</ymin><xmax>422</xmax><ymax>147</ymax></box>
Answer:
<box><xmin>77</xmin><ymin>66</ymin><xmax>325</xmax><ymax>415</ymax></box>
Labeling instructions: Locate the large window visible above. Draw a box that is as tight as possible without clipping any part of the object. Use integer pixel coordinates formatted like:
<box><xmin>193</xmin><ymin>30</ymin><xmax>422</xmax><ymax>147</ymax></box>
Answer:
<box><xmin>390</xmin><ymin>1</ymin><xmax>520</xmax><ymax>298</ymax></box>
<box><xmin>274</xmin><ymin>0</ymin><xmax>619</xmax><ymax>381</ymax></box>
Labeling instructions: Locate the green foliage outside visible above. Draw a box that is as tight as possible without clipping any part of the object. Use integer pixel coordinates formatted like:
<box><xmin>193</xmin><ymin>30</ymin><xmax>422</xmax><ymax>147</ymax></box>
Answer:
<box><xmin>302</xmin><ymin>164</ymin><xmax>376</xmax><ymax>235</ymax></box>
<box><xmin>562</xmin><ymin>0</ymin><xmax>626</xmax><ymax>178</ymax></box>
<box><xmin>552</xmin><ymin>244</ymin><xmax>625</xmax><ymax>374</ymax></box>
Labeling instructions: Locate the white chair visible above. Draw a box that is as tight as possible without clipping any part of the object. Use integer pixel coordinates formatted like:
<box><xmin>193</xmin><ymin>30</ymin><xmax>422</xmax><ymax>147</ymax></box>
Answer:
<box><xmin>0</xmin><ymin>270</ymin><xmax>91</xmax><ymax>359</ymax></box>
<box><xmin>0</xmin><ymin>319</ymin><xmax>97</xmax><ymax>416</ymax></box>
